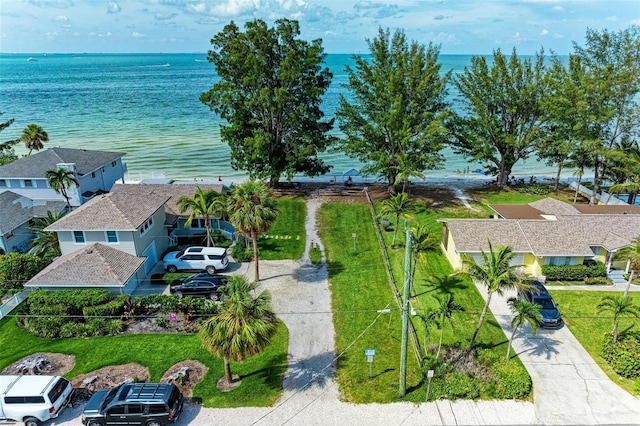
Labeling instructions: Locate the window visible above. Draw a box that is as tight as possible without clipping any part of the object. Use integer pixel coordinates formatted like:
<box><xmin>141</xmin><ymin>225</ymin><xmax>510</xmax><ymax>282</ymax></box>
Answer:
<box><xmin>139</xmin><ymin>217</ymin><xmax>154</xmax><ymax>236</ymax></box>
<box><xmin>112</xmin><ymin>161</ymin><xmax>117</xmax><ymax>167</ymax></box>
<box><xmin>148</xmin><ymin>404</ymin><xmax>167</xmax><ymax>414</ymax></box>
<box><xmin>24</xmin><ymin>179</ymin><xmax>33</xmax><ymax>187</ymax></box>
<box><xmin>0</xmin><ymin>179</ymin><xmax>6</xmax><ymax>187</ymax></box>
<box><xmin>126</xmin><ymin>404</ymin><xmax>144</xmax><ymax>414</ymax></box>
<box><xmin>91</xmin><ymin>172</ymin><xmax>96</xmax><ymax>178</ymax></box>
<box><xmin>107</xmin><ymin>406</ymin><xmax>125</xmax><ymax>415</ymax></box>
<box><xmin>47</xmin><ymin>378</ymin><xmax>70</xmax><ymax>402</ymax></box>
<box><xmin>73</xmin><ymin>231</ymin><xmax>85</xmax><ymax>243</ymax></box>
<box><xmin>106</xmin><ymin>231</ymin><xmax>118</xmax><ymax>243</ymax></box>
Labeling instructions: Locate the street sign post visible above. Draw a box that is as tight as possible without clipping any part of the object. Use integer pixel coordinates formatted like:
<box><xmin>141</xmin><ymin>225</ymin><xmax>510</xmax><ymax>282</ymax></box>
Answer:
<box><xmin>365</xmin><ymin>349</ymin><xmax>375</xmax><ymax>378</ymax></box>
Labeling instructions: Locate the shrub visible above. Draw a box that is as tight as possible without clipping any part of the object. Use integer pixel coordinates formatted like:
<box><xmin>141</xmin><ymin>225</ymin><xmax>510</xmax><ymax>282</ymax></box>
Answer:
<box><xmin>82</xmin><ymin>295</ymin><xmax>128</xmax><ymax>319</ymax></box>
<box><xmin>231</xmin><ymin>242</ymin><xmax>253</xmax><ymax>262</ymax></box>
<box><xmin>491</xmin><ymin>359</ymin><xmax>532</xmax><ymax>399</ymax></box>
<box><xmin>541</xmin><ymin>261</ymin><xmax>606</xmax><ymax>281</ymax></box>
<box><xmin>0</xmin><ymin>253</ymin><xmax>47</xmax><ymax>291</ymax></box>
<box><xmin>155</xmin><ymin>316</ymin><xmax>168</xmax><ymax>328</ymax></box>
<box><xmin>602</xmin><ymin>333</ymin><xmax>640</xmax><ymax>379</ymax></box>
<box><xmin>584</xmin><ymin>277</ymin><xmax>612</xmax><ymax>286</ymax></box>
<box><xmin>515</xmin><ymin>183</ymin><xmax>551</xmax><ymax>195</ymax></box>
<box><xmin>443</xmin><ymin>372</ymin><xmax>480</xmax><ymax>399</ymax></box>
<box><xmin>377</xmin><ymin>215</ymin><xmax>391</xmax><ymax>231</ymax></box>
<box><xmin>22</xmin><ymin>316</ymin><xmax>66</xmax><ymax>338</ymax></box>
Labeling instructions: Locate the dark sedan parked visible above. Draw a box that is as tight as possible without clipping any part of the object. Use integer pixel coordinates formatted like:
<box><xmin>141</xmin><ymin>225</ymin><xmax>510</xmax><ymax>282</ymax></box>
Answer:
<box><xmin>170</xmin><ymin>273</ymin><xmax>228</xmax><ymax>300</ymax></box>
<box><xmin>518</xmin><ymin>280</ymin><xmax>563</xmax><ymax>328</ymax></box>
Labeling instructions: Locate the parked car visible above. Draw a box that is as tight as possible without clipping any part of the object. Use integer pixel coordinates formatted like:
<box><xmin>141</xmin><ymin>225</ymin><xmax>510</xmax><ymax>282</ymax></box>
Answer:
<box><xmin>170</xmin><ymin>273</ymin><xmax>228</xmax><ymax>299</ymax></box>
<box><xmin>82</xmin><ymin>382</ymin><xmax>183</xmax><ymax>426</ymax></box>
<box><xmin>163</xmin><ymin>246</ymin><xmax>229</xmax><ymax>274</ymax></box>
<box><xmin>519</xmin><ymin>281</ymin><xmax>563</xmax><ymax>328</ymax></box>
<box><xmin>0</xmin><ymin>375</ymin><xmax>73</xmax><ymax>426</ymax></box>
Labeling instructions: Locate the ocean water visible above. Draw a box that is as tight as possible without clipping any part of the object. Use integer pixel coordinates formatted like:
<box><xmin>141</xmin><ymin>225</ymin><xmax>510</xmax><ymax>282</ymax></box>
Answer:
<box><xmin>0</xmin><ymin>53</ymin><xmax>558</xmax><ymax>182</ymax></box>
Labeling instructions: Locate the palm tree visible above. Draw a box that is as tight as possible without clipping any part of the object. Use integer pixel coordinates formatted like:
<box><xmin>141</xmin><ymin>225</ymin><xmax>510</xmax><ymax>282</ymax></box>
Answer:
<box><xmin>0</xmin><ymin>113</ymin><xmax>19</xmax><ymax>165</ymax></box>
<box><xmin>21</xmin><ymin>123</ymin><xmax>49</xmax><ymax>155</ymax></box>
<box><xmin>45</xmin><ymin>168</ymin><xmax>79</xmax><ymax>210</ymax></box>
<box><xmin>462</xmin><ymin>241</ymin><xmax>528</xmax><ymax>349</ymax></box>
<box><xmin>176</xmin><ymin>187</ymin><xmax>226</xmax><ymax>247</ymax></box>
<box><xmin>393</xmin><ymin>152</ymin><xmax>425</xmax><ymax>194</ymax></box>
<box><xmin>28</xmin><ymin>211</ymin><xmax>66</xmax><ymax>260</ymax></box>
<box><xmin>380</xmin><ymin>192</ymin><xmax>415</xmax><ymax>248</ymax></box>
<box><xmin>199</xmin><ymin>275</ymin><xmax>278</xmax><ymax>386</ymax></box>
<box><xmin>430</xmin><ymin>294</ymin><xmax>464</xmax><ymax>360</ymax></box>
<box><xmin>228</xmin><ymin>180</ymin><xmax>278</xmax><ymax>282</ymax></box>
<box><xmin>410</xmin><ymin>224</ymin><xmax>438</xmax><ymax>284</ymax></box>
<box><xmin>612</xmin><ymin>237</ymin><xmax>640</xmax><ymax>297</ymax></box>
<box><xmin>597</xmin><ymin>295</ymin><xmax>640</xmax><ymax>343</ymax></box>
<box><xmin>505</xmin><ymin>297</ymin><xmax>541</xmax><ymax>359</ymax></box>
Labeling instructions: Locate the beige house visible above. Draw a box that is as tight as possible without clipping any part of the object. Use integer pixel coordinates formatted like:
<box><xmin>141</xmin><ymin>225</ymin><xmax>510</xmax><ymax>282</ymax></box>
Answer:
<box><xmin>439</xmin><ymin>198</ymin><xmax>640</xmax><ymax>276</ymax></box>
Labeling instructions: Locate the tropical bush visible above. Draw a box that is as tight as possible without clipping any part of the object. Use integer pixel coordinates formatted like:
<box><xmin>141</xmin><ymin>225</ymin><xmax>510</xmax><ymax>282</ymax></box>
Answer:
<box><xmin>584</xmin><ymin>277</ymin><xmax>612</xmax><ymax>286</ymax></box>
<box><xmin>541</xmin><ymin>261</ymin><xmax>606</xmax><ymax>280</ymax></box>
<box><xmin>515</xmin><ymin>183</ymin><xmax>552</xmax><ymax>195</ymax></box>
<box><xmin>0</xmin><ymin>253</ymin><xmax>47</xmax><ymax>293</ymax></box>
<box><xmin>602</xmin><ymin>332</ymin><xmax>640</xmax><ymax>379</ymax></box>
<box><xmin>231</xmin><ymin>240</ymin><xmax>253</xmax><ymax>262</ymax></box>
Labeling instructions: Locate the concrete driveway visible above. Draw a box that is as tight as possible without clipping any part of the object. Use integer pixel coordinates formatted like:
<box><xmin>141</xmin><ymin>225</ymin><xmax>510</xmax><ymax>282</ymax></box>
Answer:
<box><xmin>479</xmin><ymin>284</ymin><xmax>640</xmax><ymax>425</ymax></box>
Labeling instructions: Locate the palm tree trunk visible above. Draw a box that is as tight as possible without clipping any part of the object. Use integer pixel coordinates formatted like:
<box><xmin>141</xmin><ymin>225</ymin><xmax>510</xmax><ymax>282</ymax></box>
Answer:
<box><xmin>469</xmin><ymin>291</ymin><xmax>493</xmax><ymax>350</ymax></box>
<box><xmin>612</xmin><ymin>321</ymin><xmax>619</xmax><ymax>343</ymax></box>
<box><xmin>554</xmin><ymin>165</ymin><xmax>562</xmax><ymax>192</ymax></box>
<box><xmin>224</xmin><ymin>356</ymin><xmax>233</xmax><ymax>383</ymax></box>
<box><xmin>436</xmin><ymin>324</ymin><xmax>444</xmax><ymax>360</ymax></box>
<box><xmin>205</xmin><ymin>220</ymin><xmax>212</xmax><ymax>247</ymax></box>
<box><xmin>624</xmin><ymin>270</ymin><xmax>634</xmax><ymax>297</ymax></box>
<box><xmin>506</xmin><ymin>326</ymin><xmax>518</xmax><ymax>359</ymax></box>
<box><xmin>252</xmin><ymin>232</ymin><xmax>260</xmax><ymax>282</ymax></box>
<box><xmin>392</xmin><ymin>216</ymin><xmax>400</xmax><ymax>247</ymax></box>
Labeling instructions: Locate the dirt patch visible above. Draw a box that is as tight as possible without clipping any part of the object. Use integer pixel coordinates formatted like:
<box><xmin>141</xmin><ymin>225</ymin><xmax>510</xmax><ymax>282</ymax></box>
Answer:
<box><xmin>71</xmin><ymin>363</ymin><xmax>150</xmax><ymax>391</ymax></box>
<box><xmin>1</xmin><ymin>352</ymin><xmax>75</xmax><ymax>376</ymax></box>
<box><xmin>160</xmin><ymin>360</ymin><xmax>208</xmax><ymax>397</ymax></box>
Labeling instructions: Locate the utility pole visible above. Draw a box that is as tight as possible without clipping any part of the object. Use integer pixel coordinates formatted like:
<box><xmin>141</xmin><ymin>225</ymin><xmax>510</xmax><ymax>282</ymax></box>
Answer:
<box><xmin>399</xmin><ymin>222</ymin><xmax>413</xmax><ymax>396</ymax></box>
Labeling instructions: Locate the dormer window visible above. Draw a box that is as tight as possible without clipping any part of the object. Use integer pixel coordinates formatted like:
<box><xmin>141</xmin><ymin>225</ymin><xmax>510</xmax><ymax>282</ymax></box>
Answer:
<box><xmin>0</xmin><ymin>179</ymin><xmax>6</xmax><ymax>187</ymax></box>
<box><xmin>24</xmin><ymin>179</ymin><xmax>33</xmax><ymax>187</ymax></box>
<box><xmin>73</xmin><ymin>231</ymin><xmax>85</xmax><ymax>243</ymax></box>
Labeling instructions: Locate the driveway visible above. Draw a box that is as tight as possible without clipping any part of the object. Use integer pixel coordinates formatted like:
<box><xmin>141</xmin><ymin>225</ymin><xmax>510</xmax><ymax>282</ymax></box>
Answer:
<box><xmin>478</xmin><ymin>284</ymin><xmax>640</xmax><ymax>425</ymax></box>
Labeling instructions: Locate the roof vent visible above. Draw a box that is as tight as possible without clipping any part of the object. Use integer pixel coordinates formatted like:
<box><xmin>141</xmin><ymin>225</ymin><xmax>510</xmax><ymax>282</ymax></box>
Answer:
<box><xmin>86</xmin><ymin>249</ymin><xmax>93</xmax><ymax>254</ymax></box>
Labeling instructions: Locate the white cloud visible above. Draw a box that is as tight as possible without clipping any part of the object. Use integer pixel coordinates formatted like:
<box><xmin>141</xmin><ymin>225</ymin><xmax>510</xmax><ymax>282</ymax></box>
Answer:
<box><xmin>552</xmin><ymin>6</ymin><xmax>564</xmax><ymax>12</ymax></box>
<box><xmin>188</xmin><ymin>3</ymin><xmax>207</xmax><ymax>13</ymax></box>
<box><xmin>45</xmin><ymin>31</ymin><xmax>58</xmax><ymax>39</ymax></box>
<box><xmin>90</xmin><ymin>31</ymin><xmax>113</xmax><ymax>38</ymax></box>
<box><xmin>540</xmin><ymin>29</ymin><xmax>548</xmax><ymax>35</ymax></box>
<box><xmin>53</xmin><ymin>15</ymin><xmax>68</xmax><ymax>22</ymax></box>
<box><xmin>107</xmin><ymin>2</ymin><xmax>121</xmax><ymax>14</ymax></box>
<box><xmin>210</xmin><ymin>0</ymin><xmax>259</xmax><ymax>17</ymax></box>
<box><xmin>133</xmin><ymin>32</ymin><xmax>146</xmax><ymax>37</ymax></box>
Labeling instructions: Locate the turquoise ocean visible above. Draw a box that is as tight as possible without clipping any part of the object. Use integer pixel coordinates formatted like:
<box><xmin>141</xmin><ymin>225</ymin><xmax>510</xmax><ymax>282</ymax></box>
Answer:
<box><xmin>0</xmin><ymin>53</ymin><xmax>560</xmax><ymax>182</ymax></box>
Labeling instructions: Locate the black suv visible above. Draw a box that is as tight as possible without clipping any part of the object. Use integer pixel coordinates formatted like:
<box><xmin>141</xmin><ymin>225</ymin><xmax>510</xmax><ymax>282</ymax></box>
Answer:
<box><xmin>81</xmin><ymin>383</ymin><xmax>183</xmax><ymax>426</ymax></box>
<box><xmin>170</xmin><ymin>273</ymin><xmax>228</xmax><ymax>300</ymax></box>
<box><xmin>519</xmin><ymin>281</ymin><xmax>563</xmax><ymax>328</ymax></box>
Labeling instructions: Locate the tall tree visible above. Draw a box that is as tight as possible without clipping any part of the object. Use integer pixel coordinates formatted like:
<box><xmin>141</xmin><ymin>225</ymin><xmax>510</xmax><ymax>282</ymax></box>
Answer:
<box><xmin>505</xmin><ymin>297</ymin><xmax>541</xmax><ymax>359</ymax></box>
<box><xmin>572</xmin><ymin>26</ymin><xmax>640</xmax><ymax>204</ymax></box>
<box><xmin>28</xmin><ymin>211</ymin><xmax>66</xmax><ymax>261</ymax></box>
<box><xmin>200</xmin><ymin>19</ymin><xmax>335</xmax><ymax>184</ymax></box>
<box><xmin>429</xmin><ymin>294</ymin><xmax>464</xmax><ymax>360</ymax></box>
<box><xmin>612</xmin><ymin>237</ymin><xmax>640</xmax><ymax>297</ymax></box>
<box><xmin>0</xmin><ymin>113</ymin><xmax>19</xmax><ymax>165</ymax></box>
<box><xmin>462</xmin><ymin>241</ymin><xmax>527</xmax><ymax>349</ymax></box>
<box><xmin>336</xmin><ymin>28</ymin><xmax>451</xmax><ymax>190</ymax></box>
<box><xmin>380</xmin><ymin>192</ymin><xmax>415</xmax><ymax>248</ymax></box>
<box><xmin>21</xmin><ymin>123</ymin><xmax>48</xmax><ymax>155</ymax></box>
<box><xmin>450</xmin><ymin>48</ymin><xmax>548</xmax><ymax>187</ymax></box>
<box><xmin>45</xmin><ymin>168</ymin><xmax>79</xmax><ymax>210</ymax></box>
<box><xmin>176</xmin><ymin>187</ymin><xmax>226</xmax><ymax>247</ymax></box>
<box><xmin>228</xmin><ymin>180</ymin><xmax>278</xmax><ymax>282</ymax></box>
<box><xmin>410</xmin><ymin>223</ymin><xmax>438</xmax><ymax>283</ymax></box>
<box><xmin>597</xmin><ymin>295</ymin><xmax>640</xmax><ymax>343</ymax></box>
<box><xmin>199</xmin><ymin>275</ymin><xmax>278</xmax><ymax>386</ymax></box>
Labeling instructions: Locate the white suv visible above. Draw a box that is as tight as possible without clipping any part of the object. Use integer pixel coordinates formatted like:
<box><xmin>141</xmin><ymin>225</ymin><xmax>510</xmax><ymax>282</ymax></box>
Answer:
<box><xmin>163</xmin><ymin>246</ymin><xmax>229</xmax><ymax>274</ymax></box>
<box><xmin>0</xmin><ymin>375</ymin><xmax>73</xmax><ymax>426</ymax></box>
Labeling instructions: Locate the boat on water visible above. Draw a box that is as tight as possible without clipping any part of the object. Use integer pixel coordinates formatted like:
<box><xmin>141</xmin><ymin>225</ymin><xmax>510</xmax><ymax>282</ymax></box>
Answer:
<box><xmin>27</xmin><ymin>57</ymin><xmax>38</xmax><ymax>61</ymax></box>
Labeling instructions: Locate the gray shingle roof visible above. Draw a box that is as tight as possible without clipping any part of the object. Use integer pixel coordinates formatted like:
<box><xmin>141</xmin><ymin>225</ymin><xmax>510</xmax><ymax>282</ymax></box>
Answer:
<box><xmin>110</xmin><ymin>183</ymin><xmax>228</xmax><ymax>221</ymax></box>
<box><xmin>442</xmin><ymin>214</ymin><xmax>640</xmax><ymax>256</ymax></box>
<box><xmin>0</xmin><ymin>147</ymin><xmax>125</xmax><ymax>178</ymax></box>
<box><xmin>0</xmin><ymin>191</ymin><xmax>66</xmax><ymax>235</ymax></box>
<box><xmin>26</xmin><ymin>243</ymin><xmax>145</xmax><ymax>287</ymax></box>
<box><xmin>528</xmin><ymin>198</ymin><xmax>580</xmax><ymax>215</ymax></box>
<box><xmin>45</xmin><ymin>191</ymin><xmax>169</xmax><ymax>231</ymax></box>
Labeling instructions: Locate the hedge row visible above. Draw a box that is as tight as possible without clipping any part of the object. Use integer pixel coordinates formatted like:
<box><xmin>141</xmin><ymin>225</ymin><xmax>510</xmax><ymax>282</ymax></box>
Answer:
<box><xmin>541</xmin><ymin>261</ymin><xmax>607</xmax><ymax>281</ymax></box>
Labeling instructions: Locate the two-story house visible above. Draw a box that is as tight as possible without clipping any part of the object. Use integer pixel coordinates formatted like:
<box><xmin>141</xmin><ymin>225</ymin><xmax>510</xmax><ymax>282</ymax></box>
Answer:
<box><xmin>0</xmin><ymin>147</ymin><xmax>127</xmax><ymax>253</ymax></box>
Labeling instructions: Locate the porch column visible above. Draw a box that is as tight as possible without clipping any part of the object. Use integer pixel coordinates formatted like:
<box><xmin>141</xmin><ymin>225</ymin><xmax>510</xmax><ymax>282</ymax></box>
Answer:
<box><xmin>626</xmin><ymin>259</ymin><xmax>631</xmax><ymax>274</ymax></box>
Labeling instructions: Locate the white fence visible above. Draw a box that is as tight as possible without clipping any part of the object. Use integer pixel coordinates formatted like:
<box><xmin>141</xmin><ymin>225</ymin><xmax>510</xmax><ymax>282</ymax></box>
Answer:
<box><xmin>0</xmin><ymin>289</ymin><xmax>30</xmax><ymax>319</ymax></box>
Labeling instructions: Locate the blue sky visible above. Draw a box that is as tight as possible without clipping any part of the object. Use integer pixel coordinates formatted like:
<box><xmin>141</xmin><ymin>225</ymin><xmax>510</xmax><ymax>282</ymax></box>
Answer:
<box><xmin>1</xmin><ymin>0</ymin><xmax>638</xmax><ymax>54</ymax></box>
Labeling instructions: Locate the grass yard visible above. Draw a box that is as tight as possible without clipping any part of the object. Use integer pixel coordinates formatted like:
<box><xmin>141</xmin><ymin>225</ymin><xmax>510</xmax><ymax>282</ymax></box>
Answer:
<box><xmin>258</xmin><ymin>197</ymin><xmax>306</xmax><ymax>260</ymax></box>
<box><xmin>318</xmin><ymin>202</ymin><xmax>423</xmax><ymax>403</ymax></box>
<box><xmin>0</xmin><ymin>317</ymin><xmax>289</xmax><ymax>407</ymax></box>
<box><xmin>549</xmin><ymin>290</ymin><xmax>640</xmax><ymax>394</ymax></box>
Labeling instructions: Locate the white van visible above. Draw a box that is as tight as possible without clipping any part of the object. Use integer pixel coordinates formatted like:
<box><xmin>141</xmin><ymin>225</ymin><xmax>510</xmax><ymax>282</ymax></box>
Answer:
<box><xmin>163</xmin><ymin>246</ymin><xmax>229</xmax><ymax>274</ymax></box>
<box><xmin>0</xmin><ymin>375</ymin><xmax>73</xmax><ymax>426</ymax></box>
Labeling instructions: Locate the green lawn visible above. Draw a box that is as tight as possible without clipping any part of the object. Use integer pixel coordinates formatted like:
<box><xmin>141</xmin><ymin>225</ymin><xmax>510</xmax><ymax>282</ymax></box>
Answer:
<box><xmin>0</xmin><ymin>316</ymin><xmax>289</xmax><ymax>407</ymax></box>
<box><xmin>549</xmin><ymin>290</ymin><xmax>640</xmax><ymax>394</ymax></box>
<box><xmin>258</xmin><ymin>197</ymin><xmax>306</xmax><ymax>260</ymax></box>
